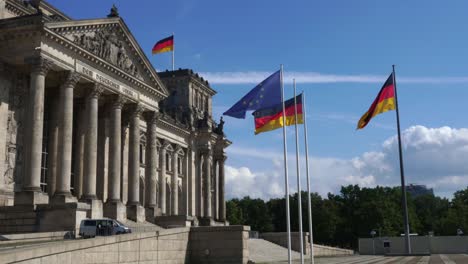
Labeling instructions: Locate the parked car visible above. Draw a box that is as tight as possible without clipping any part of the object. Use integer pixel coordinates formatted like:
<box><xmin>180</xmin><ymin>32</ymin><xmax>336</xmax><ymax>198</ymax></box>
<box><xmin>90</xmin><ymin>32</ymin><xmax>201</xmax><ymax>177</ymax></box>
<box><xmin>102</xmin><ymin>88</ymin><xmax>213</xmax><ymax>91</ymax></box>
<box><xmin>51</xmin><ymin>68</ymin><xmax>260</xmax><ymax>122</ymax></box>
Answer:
<box><xmin>79</xmin><ymin>218</ymin><xmax>131</xmax><ymax>238</ymax></box>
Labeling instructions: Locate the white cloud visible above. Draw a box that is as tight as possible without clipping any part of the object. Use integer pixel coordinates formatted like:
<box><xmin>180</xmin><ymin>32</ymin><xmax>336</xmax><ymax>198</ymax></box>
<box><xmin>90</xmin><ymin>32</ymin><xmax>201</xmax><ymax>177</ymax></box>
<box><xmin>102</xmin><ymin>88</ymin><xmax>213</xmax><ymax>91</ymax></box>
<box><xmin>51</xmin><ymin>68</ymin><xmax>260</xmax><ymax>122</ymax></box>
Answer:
<box><xmin>200</xmin><ymin>71</ymin><xmax>468</xmax><ymax>85</ymax></box>
<box><xmin>225</xmin><ymin>126</ymin><xmax>468</xmax><ymax>200</ymax></box>
<box><xmin>225</xmin><ymin>165</ymin><xmax>284</xmax><ymax>199</ymax></box>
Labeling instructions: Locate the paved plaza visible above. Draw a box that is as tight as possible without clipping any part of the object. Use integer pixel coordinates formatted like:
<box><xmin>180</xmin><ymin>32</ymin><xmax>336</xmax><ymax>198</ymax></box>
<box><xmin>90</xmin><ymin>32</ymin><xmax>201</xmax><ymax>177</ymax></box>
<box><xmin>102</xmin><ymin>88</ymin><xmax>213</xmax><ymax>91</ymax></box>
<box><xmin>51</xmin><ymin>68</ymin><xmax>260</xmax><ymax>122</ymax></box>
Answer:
<box><xmin>265</xmin><ymin>254</ymin><xmax>468</xmax><ymax>264</ymax></box>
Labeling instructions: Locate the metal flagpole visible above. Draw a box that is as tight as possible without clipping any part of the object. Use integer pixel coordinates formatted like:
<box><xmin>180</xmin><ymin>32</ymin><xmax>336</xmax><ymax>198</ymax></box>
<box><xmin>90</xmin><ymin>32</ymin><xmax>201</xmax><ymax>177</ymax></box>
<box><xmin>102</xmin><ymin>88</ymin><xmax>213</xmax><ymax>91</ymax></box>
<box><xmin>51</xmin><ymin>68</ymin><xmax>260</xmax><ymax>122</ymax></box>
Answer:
<box><xmin>293</xmin><ymin>80</ymin><xmax>304</xmax><ymax>264</ymax></box>
<box><xmin>172</xmin><ymin>32</ymin><xmax>175</xmax><ymax>71</ymax></box>
<box><xmin>280</xmin><ymin>64</ymin><xmax>292</xmax><ymax>264</ymax></box>
<box><xmin>302</xmin><ymin>91</ymin><xmax>315</xmax><ymax>264</ymax></box>
<box><xmin>393</xmin><ymin>65</ymin><xmax>411</xmax><ymax>254</ymax></box>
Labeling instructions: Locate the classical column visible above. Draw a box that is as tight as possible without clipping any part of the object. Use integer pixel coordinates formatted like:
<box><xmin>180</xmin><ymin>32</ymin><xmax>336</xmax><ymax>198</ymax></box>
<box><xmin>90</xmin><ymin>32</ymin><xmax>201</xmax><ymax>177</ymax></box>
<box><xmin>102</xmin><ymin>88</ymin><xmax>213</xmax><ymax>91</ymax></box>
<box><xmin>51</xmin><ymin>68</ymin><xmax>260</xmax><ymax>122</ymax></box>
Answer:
<box><xmin>187</xmin><ymin>145</ymin><xmax>196</xmax><ymax>216</ymax></box>
<box><xmin>81</xmin><ymin>84</ymin><xmax>103</xmax><ymax>201</ymax></box>
<box><xmin>96</xmin><ymin>106</ymin><xmax>110</xmax><ymax>202</ymax></box>
<box><xmin>171</xmin><ymin>147</ymin><xmax>179</xmax><ymax>215</ymax></box>
<box><xmin>127</xmin><ymin>104</ymin><xmax>143</xmax><ymax>206</ymax></box>
<box><xmin>159</xmin><ymin>143</ymin><xmax>167</xmax><ymax>215</ymax></box>
<box><xmin>46</xmin><ymin>94</ymin><xmax>60</xmax><ymax>197</ymax></box>
<box><xmin>107</xmin><ymin>96</ymin><xmax>125</xmax><ymax>202</ymax></box>
<box><xmin>218</xmin><ymin>156</ymin><xmax>226</xmax><ymax>221</ymax></box>
<box><xmin>18</xmin><ymin>57</ymin><xmax>53</xmax><ymax>205</ymax></box>
<box><xmin>144</xmin><ymin>111</ymin><xmax>158</xmax><ymax>209</ymax></box>
<box><xmin>73</xmin><ymin>99</ymin><xmax>86</xmax><ymax>199</ymax></box>
<box><xmin>198</xmin><ymin>154</ymin><xmax>204</xmax><ymax>216</ymax></box>
<box><xmin>53</xmin><ymin>72</ymin><xmax>80</xmax><ymax>203</ymax></box>
<box><xmin>213</xmin><ymin>160</ymin><xmax>219</xmax><ymax>220</ymax></box>
<box><xmin>203</xmin><ymin>151</ymin><xmax>212</xmax><ymax>218</ymax></box>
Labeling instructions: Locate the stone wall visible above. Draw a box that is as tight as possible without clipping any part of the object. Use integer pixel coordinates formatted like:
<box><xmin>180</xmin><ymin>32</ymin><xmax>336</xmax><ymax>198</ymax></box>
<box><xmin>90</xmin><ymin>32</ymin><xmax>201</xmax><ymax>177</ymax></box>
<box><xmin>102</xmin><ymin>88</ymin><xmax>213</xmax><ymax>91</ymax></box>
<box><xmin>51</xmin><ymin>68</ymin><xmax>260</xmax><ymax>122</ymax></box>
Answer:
<box><xmin>0</xmin><ymin>228</ymin><xmax>191</xmax><ymax>264</ymax></box>
<box><xmin>0</xmin><ymin>225</ymin><xmax>250</xmax><ymax>264</ymax></box>
<box><xmin>358</xmin><ymin>236</ymin><xmax>468</xmax><ymax>255</ymax></box>
<box><xmin>190</xmin><ymin>225</ymin><xmax>250</xmax><ymax>264</ymax></box>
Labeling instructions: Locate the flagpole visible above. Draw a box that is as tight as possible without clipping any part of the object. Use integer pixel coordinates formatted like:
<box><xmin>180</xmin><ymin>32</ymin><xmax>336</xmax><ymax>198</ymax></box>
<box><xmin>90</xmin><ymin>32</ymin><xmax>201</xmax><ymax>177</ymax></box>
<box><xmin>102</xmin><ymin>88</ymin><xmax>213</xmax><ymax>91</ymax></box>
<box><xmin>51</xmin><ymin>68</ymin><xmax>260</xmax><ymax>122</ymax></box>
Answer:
<box><xmin>293</xmin><ymin>79</ymin><xmax>304</xmax><ymax>264</ymax></box>
<box><xmin>303</xmin><ymin>91</ymin><xmax>315</xmax><ymax>264</ymax></box>
<box><xmin>172</xmin><ymin>32</ymin><xmax>175</xmax><ymax>71</ymax></box>
<box><xmin>393</xmin><ymin>65</ymin><xmax>411</xmax><ymax>254</ymax></box>
<box><xmin>281</xmin><ymin>64</ymin><xmax>292</xmax><ymax>264</ymax></box>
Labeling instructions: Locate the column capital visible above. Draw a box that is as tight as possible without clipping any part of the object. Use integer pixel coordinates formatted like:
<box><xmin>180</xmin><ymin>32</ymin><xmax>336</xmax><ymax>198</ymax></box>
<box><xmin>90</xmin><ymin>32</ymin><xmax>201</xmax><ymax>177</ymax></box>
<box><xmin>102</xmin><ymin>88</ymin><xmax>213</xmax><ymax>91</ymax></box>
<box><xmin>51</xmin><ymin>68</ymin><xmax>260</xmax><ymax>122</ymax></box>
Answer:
<box><xmin>214</xmin><ymin>154</ymin><xmax>227</xmax><ymax>162</ymax></box>
<box><xmin>143</xmin><ymin>111</ymin><xmax>160</xmax><ymax>124</ymax></box>
<box><xmin>87</xmin><ymin>83</ymin><xmax>104</xmax><ymax>99</ymax></box>
<box><xmin>110</xmin><ymin>94</ymin><xmax>126</xmax><ymax>109</ymax></box>
<box><xmin>130</xmin><ymin>104</ymin><xmax>144</xmax><ymax>118</ymax></box>
<box><xmin>26</xmin><ymin>56</ymin><xmax>54</xmax><ymax>75</ymax></box>
<box><xmin>60</xmin><ymin>71</ymin><xmax>80</xmax><ymax>89</ymax></box>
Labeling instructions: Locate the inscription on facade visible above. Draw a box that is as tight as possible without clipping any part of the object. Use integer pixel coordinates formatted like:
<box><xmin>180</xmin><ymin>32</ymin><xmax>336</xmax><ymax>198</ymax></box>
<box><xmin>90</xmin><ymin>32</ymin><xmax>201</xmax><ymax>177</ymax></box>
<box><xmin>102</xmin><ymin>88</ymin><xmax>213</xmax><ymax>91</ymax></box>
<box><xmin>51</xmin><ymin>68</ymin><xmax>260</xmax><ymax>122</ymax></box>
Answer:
<box><xmin>76</xmin><ymin>62</ymin><xmax>138</xmax><ymax>100</ymax></box>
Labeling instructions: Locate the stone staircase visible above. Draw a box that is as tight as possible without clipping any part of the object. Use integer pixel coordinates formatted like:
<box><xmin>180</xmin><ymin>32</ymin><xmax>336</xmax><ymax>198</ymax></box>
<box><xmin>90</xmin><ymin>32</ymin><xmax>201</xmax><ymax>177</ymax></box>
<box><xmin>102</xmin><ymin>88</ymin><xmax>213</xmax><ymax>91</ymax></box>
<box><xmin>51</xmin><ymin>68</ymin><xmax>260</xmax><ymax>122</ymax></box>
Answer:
<box><xmin>121</xmin><ymin>219</ymin><xmax>164</xmax><ymax>233</ymax></box>
<box><xmin>249</xmin><ymin>238</ymin><xmax>302</xmax><ymax>263</ymax></box>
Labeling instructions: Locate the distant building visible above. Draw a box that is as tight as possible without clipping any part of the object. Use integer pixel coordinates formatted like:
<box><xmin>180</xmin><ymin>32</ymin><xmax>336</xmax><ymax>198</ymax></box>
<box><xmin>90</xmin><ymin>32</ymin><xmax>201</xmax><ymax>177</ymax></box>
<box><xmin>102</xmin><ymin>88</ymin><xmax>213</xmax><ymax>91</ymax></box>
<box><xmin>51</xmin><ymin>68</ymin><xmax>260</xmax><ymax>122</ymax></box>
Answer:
<box><xmin>406</xmin><ymin>184</ymin><xmax>434</xmax><ymax>198</ymax></box>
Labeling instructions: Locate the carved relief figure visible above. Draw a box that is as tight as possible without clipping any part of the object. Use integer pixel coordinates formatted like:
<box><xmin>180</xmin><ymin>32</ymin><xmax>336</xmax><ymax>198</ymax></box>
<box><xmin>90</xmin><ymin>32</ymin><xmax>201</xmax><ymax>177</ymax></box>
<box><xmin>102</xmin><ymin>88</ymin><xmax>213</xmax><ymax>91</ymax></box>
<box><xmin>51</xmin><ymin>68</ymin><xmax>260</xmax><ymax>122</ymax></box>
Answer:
<box><xmin>72</xmin><ymin>29</ymin><xmax>142</xmax><ymax>79</ymax></box>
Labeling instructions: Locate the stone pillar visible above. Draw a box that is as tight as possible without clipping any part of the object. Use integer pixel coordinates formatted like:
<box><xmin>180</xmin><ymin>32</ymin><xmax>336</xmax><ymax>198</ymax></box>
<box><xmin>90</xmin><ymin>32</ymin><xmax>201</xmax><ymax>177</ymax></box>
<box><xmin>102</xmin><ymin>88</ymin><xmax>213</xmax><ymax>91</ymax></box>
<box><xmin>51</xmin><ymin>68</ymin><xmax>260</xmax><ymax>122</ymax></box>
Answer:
<box><xmin>127</xmin><ymin>104</ymin><xmax>144</xmax><ymax>222</ymax></box>
<box><xmin>144</xmin><ymin>112</ymin><xmax>158</xmax><ymax>209</ymax></box>
<box><xmin>104</xmin><ymin>95</ymin><xmax>126</xmax><ymax>221</ymax></box>
<box><xmin>172</xmin><ymin>147</ymin><xmax>179</xmax><ymax>215</ymax></box>
<box><xmin>203</xmin><ymin>152</ymin><xmax>212</xmax><ymax>218</ymax></box>
<box><xmin>96</xmin><ymin>106</ymin><xmax>110</xmax><ymax>202</ymax></box>
<box><xmin>218</xmin><ymin>156</ymin><xmax>226</xmax><ymax>221</ymax></box>
<box><xmin>188</xmin><ymin>146</ymin><xmax>196</xmax><ymax>216</ymax></box>
<box><xmin>121</xmin><ymin>121</ymin><xmax>129</xmax><ymax>204</ymax></box>
<box><xmin>159</xmin><ymin>143</ymin><xmax>167</xmax><ymax>215</ymax></box>
<box><xmin>53</xmin><ymin>72</ymin><xmax>80</xmax><ymax>203</ymax></box>
<box><xmin>213</xmin><ymin>160</ymin><xmax>219</xmax><ymax>220</ymax></box>
<box><xmin>46</xmin><ymin>94</ymin><xmax>59</xmax><ymax>197</ymax></box>
<box><xmin>16</xmin><ymin>57</ymin><xmax>52</xmax><ymax>206</ymax></box>
<box><xmin>127</xmin><ymin>104</ymin><xmax>142</xmax><ymax>205</ymax></box>
<box><xmin>107</xmin><ymin>96</ymin><xmax>125</xmax><ymax>202</ymax></box>
<box><xmin>73</xmin><ymin>99</ymin><xmax>86</xmax><ymax>199</ymax></box>
<box><xmin>198</xmin><ymin>154</ymin><xmax>204</xmax><ymax>217</ymax></box>
<box><xmin>81</xmin><ymin>84</ymin><xmax>102</xmax><ymax>201</ymax></box>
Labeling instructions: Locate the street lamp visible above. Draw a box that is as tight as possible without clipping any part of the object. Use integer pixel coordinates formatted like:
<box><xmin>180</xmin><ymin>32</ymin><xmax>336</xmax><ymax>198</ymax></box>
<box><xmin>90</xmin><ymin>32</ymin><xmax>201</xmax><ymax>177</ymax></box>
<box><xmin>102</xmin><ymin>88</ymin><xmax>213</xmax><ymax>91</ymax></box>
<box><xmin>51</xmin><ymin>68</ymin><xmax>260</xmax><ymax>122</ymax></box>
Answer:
<box><xmin>370</xmin><ymin>230</ymin><xmax>377</xmax><ymax>255</ymax></box>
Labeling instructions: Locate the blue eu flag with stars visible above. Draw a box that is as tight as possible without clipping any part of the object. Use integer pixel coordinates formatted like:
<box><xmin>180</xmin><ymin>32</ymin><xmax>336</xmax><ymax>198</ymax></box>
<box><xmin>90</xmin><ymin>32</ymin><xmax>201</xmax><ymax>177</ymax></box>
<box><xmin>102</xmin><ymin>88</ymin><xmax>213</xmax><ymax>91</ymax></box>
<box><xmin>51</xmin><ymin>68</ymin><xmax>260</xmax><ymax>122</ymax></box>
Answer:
<box><xmin>223</xmin><ymin>70</ymin><xmax>281</xmax><ymax>119</ymax></box>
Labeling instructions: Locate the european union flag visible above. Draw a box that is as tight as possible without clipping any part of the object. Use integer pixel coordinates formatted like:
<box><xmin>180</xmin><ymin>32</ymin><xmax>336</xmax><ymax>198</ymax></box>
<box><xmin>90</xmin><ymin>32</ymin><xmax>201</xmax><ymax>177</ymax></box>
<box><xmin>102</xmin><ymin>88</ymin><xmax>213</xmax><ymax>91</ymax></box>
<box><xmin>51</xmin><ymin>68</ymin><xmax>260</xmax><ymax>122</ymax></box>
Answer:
<box><xmin>223</xmin><ymin>70</ymin><xmax>281</xmax><ymax>119</ymax></box>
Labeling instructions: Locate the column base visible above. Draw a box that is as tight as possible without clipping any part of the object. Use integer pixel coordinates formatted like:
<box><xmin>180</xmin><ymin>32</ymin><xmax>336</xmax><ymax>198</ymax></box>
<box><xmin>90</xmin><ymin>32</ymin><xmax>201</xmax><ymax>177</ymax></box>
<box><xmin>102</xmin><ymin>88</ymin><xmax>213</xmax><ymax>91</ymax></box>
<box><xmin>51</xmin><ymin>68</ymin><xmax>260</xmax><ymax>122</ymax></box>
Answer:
<box><xmin>14</xmin><ymin>191</ymin><xmax>49</xmax><ymax>206</ymax></box>
<box><xmin>51</xmin><ymin>192</ymin><xmax>78</xmax><ymax>204</ymax></box>
<box><xmin>104</xmin><ymin>200</ymin><xmax>126</xmax><ymax>221</ymax></box>
<box><xmin>79</xmin><ymin>194</ymin><xmax>97</xmax><ymax>202</ymax></box>
<box><xmin>198</xmin><ymin>217</ymin><xmax>229</xmax><ymax>227</ymax></box>
<box><xmin>36</xmin><ymin>202</ymin><xmax>90</xmax><ymax>235</ymax></box>
<box><xmin>87</xmin><ymin>199</ymin><xmax>103</xmax><ymax>219</ymax></box>
<box><xmin>144</xmin><ymin>207</ymin><xmax>162</xmax><ymax>223</ymax></box>
<box><xmin>126</xmin><ymin>204</ymin><xmax>145</xmax><ymax>222</ymax></box>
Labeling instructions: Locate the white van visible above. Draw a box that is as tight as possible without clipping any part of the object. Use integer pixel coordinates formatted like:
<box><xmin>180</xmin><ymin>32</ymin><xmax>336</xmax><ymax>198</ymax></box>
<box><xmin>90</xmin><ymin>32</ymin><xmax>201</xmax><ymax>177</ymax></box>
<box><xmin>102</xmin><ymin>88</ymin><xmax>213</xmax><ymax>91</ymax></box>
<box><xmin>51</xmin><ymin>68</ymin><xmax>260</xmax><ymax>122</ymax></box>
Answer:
<box><xmin>79</xmin><ymin>218</ymin><xmax>131</xmax><ymax>238</ymax></box>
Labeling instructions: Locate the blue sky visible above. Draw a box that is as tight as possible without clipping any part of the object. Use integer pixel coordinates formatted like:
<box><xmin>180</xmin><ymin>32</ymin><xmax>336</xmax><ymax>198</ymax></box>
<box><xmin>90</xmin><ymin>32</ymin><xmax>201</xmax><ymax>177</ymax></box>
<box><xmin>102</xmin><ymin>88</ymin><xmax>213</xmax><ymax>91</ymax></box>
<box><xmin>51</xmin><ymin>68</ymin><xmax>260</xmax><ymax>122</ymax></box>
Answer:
<box><xmin>48</xmin><ymin>0</ymin><xmax>468</xmax><ymax>199</ymax></box>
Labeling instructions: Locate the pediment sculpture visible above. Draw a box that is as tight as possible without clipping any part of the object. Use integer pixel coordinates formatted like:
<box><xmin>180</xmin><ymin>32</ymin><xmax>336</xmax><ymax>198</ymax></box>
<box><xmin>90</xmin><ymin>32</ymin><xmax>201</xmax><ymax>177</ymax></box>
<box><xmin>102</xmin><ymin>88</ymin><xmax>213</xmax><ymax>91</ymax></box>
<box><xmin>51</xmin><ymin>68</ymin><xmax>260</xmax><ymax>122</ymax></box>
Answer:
<box><xmin>72</xmin><ymin>28</ymin><xmax>142</xmax><ymax>79</ymax></box>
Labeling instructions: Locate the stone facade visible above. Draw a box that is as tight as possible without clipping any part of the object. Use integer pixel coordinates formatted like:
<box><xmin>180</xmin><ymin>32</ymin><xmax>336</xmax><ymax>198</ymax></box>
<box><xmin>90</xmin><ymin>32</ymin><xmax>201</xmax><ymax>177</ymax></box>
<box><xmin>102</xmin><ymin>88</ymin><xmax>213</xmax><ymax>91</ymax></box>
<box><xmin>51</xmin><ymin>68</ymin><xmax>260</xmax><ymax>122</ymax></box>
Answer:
<box><xmin>0</xmin><ymin>0</ymin><xmax>230</xmax><ymax>233</ymax></box>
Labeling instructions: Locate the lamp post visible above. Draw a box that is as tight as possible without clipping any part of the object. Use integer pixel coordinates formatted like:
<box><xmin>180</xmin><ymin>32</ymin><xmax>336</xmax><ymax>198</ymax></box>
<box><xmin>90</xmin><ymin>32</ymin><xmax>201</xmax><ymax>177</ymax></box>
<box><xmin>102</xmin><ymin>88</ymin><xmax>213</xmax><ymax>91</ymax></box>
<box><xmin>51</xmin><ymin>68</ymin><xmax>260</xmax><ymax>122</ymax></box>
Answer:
<box><xmin>371</xmin><ymin>230</ymin><xmax>377</xmax><ymax>255</ymax></box>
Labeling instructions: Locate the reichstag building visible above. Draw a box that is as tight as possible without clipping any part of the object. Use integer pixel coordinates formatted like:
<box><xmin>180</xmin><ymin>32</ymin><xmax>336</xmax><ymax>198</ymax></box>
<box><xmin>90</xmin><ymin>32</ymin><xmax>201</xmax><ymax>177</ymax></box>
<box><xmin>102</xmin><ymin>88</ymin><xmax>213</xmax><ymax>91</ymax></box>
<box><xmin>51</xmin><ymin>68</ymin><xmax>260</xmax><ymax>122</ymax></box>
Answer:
<box><xmin>0</xmin><ymin>0</ymin><xmax>229</xmax><ymax>233</ymax></box>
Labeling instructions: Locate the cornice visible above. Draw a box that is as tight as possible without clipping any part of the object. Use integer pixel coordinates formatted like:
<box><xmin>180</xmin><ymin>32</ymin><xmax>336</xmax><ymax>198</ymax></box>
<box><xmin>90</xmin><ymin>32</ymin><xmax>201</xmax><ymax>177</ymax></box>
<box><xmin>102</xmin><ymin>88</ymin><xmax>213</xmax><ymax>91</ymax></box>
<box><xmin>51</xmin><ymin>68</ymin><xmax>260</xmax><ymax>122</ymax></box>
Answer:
<box><xmin>156</xmin><ymin>118</ymin><xmax>190</xmax><ymax>137</ymax></box>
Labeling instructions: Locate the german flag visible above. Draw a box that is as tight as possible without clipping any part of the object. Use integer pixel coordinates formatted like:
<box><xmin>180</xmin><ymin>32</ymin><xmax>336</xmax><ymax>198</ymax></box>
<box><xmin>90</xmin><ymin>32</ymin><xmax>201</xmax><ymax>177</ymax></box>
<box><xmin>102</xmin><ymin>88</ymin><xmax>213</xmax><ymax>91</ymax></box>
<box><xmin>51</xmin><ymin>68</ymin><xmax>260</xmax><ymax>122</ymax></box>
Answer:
<box><xmin>253</xmin><ymin>94</ymin><xmax>303</xmax><ymax>135</ymax></box>
<box><xmin>357</xmin><ymin>73</ymin><xmax>396</xmax><ymax>129</ymax></box>
<box><xmin>152</xmin><ymin>35</ymin><xmax>174</xmax><ymax>54</ymax></box>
